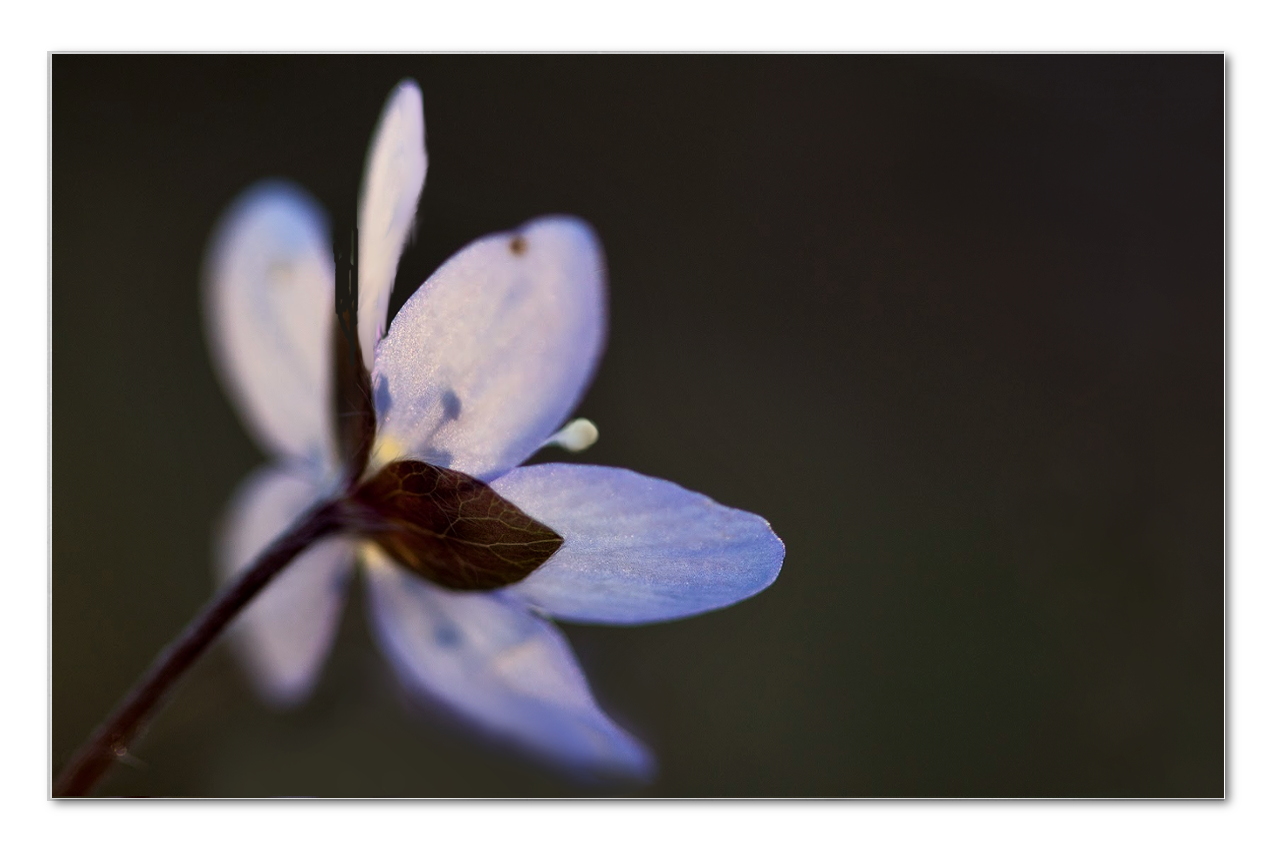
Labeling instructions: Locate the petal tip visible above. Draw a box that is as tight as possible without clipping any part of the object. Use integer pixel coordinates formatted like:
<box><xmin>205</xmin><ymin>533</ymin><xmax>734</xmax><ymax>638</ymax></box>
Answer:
<box><xmin>238</xmin><ymin>650</ymin><xmax>316</xmax><ymax>710</ymax></box>
<box><xmin>606</xmin><ymin>731</ymin><xmax>658</xmax><ymax>784</ymax></box>
<box><xmin>517</xmin><ymin>214</ymin><xmax>602</xmax><ymax>256</ymax></box>
<box><xmin>496</xmin><ymin>464</ymin><xmax>786</xmax><ymax>625</ymax></box>
<box><xmin>204</xmin><ymin>180</ymin><xmax>330</xmax><ymax>270</ymax></box>
<box><xmin>755</xmin><ymin>517</ymin><xmax>787</xmax><ymax>588</ymax></box>
<box><xmin>389</xmin><ymin>78</ymin><xmax>423</xmax><ymax>110</ymax></box>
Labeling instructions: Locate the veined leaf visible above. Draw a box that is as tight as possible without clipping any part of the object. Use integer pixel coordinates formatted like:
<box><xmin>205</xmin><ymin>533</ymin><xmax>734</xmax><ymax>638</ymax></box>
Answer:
<box><xmin>350</xmin><ymin>460</ymin><xmax>563</xmax><ymax>591</ymax></box>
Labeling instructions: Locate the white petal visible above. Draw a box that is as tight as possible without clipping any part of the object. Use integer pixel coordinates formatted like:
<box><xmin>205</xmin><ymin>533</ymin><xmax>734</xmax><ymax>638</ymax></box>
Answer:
<box><xmin>216</xmin><ymin>465</ymin><xmax>354</xmax><ymax>707</ymax></box>
<box><xmin>358</xmin><ymin>79</ymin><xmax>427</xmax><ymax>366</ymax></box>
<box><xmin>371</xmin><ymin>217</ymin><xmax>606</xmax><ymax>481</ymax></box>
<box><xmin>493</xmin><ymin>464</ymin><xmax>785</xmax><ymax>625</ymax></box>
<box><xmin>203</xmin><ymin>181</ymin><xmax>337</xmax><ymax>466</ymax></box>
<box><xmin>364</xmin><ymin>552</ymin><xmax>653</xmax><ymax>778</ymax></box>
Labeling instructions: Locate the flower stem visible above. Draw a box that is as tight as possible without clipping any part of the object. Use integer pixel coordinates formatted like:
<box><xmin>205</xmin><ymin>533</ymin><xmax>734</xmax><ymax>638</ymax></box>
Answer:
<box><xmin>53</xmin><ymin>498</ymin><xmax>348</xmax><ymax>797</ymax></box>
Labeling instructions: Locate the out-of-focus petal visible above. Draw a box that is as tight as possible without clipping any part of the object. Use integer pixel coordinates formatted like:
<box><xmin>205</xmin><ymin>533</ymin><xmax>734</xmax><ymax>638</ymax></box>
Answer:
<box><xmin>364</xmin><ymin>550</ymin><xmax>653</xmax><ymax>778</ymax></box>
<box><xmin>493</xmin><ymin>464</ymin><xmax>785</xmax><ymax>625</ymax></box>
<box><xmin>203</xmin><ymin>181</ymin><xmax>337</xmax><ymax>467</ymax></box>
<box><xmin>370</xmin><ymin>216</ymin><xmax>606</xmax><ymax>482</ymax></box>
<box><xmin>358</xmin><ymin>79</ymin><xmax>427</xmax><ymax>366</ymax></box>
<box><xmin>216</xmin><ymin>465</ymin><xmax>354</xmax><ymax>707</ymax></box>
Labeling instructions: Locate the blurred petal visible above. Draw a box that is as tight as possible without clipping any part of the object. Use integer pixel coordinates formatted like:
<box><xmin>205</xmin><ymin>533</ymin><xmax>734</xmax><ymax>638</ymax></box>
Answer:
<box><xmin>216</xmin><ymin>465</ymin><xmax>354</xmax><ymax>707</ymax></box>
<box><xmin>358</xmin><ymin>79</ymin><xmax>427</xmax><ymax>366</ymax></box>
<box><xmin>203</xmin><ymin>181</ymin><xmax>337</xmax><ymax>466</ymax></box>
<box><xmin>364</xmin><ymin>551</ymin><xmax>653</xmax><ymax>778</ymax></box>
<box><xmin>494</xmin><ymin>464</ymin><xmax>785</xmax><ymax>625</ymax></box>
<box><xmin>371</xmin><ymin>216</ymin><xmax>606</xmax><ymax>481</ymax></box>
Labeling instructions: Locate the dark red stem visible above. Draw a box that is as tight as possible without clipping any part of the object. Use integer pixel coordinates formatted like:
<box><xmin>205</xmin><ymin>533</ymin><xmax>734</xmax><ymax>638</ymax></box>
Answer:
<box><xmin>53</xmin><ymin>499</ymin><xmax>349</xmax><ymax>797</ymax></box>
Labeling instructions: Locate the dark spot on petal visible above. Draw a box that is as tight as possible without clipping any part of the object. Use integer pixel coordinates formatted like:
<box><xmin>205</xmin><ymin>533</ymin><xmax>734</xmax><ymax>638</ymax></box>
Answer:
<box><xmin>374</xmin><ymin>375</ymin><xmax>391</xmax><ymax>415</ymax></box>
<box><xmin>434</xmin><ymin>624</ymin><xmax>462</xmax><ymax>648</ymax></box>
<box><xmin>440</xmin><ymin>389</ymin><xmax>461</xmax><ymax>421</ymax></box>
<box><xmin>424</xmin><ymin>449</ymin><xmax>453</xmax><ymax>469</ymax></box>
<box><xmin>509</xmin><ymin>235</ymin><xmax>527</xmax><ymax>256</ymax></box>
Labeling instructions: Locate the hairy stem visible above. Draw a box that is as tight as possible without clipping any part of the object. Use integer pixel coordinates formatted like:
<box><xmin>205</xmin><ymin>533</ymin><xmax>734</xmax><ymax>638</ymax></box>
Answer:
<box><xmin>53</xmin><ymin>499</ymin><xmax>348</xmax><ymax>797</ymax></box>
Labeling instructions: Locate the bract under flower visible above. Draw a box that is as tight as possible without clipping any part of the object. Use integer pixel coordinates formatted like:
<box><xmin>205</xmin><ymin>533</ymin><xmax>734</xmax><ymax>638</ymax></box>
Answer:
<box><xmin>203</xmin><ymin>79</ymin><xmax>784</xmax><ymax>778</ymax></box>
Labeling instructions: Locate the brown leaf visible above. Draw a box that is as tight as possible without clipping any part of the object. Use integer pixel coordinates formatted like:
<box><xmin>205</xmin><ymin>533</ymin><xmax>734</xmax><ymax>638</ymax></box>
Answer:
<box><xmin>349</xmin><ymin>459</ymin><xmax>564</xmax><ymax>591</ymax></box>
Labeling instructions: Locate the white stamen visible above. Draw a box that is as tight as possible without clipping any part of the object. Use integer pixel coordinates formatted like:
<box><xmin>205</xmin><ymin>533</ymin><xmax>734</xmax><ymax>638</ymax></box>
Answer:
<box><xmin>543</xmin><ymin>418</ymin><xmax>599</xmax><ymax>452</ymax></box>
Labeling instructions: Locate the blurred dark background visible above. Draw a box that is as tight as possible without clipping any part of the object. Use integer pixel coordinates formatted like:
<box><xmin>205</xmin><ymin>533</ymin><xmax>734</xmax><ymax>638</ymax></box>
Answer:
<box><xmin>52</xmin><ymin>55</ymin><xmax>1223</xmax><ymax>796</ymax></box>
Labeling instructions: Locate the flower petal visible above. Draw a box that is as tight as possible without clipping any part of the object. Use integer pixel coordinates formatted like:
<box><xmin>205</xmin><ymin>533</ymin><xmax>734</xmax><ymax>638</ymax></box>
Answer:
<box><xmin>371</xmin><ymin>216</ymin><xmax>606</xmax><ymax>481</ymax></box>
<box><xmin>203</xmin><ymin>181</ymin><xmax>337</xmax><ymax>466</ymax></box>
<box><xmin>493</xmin><ymin>464</ymin><xmax>785</xmax><ymax>625</ymax></box>
<box><xmin>216</xmin><ymin>465</ymin><xmax>354</xmax><ymax>707</ymax></box>
<box><xmin>364</xmin><ymin>550</ymin><xmax>653</xmax><ymax>778</ymax></box>
<box><xmin>358</xmin><ymin>79</ymin><xmax>427</xmax><ymax>366</ymax></box>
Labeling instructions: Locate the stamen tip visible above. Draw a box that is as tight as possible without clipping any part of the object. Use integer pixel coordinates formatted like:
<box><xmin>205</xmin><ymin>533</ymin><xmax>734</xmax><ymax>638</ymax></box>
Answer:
<box><xmin>547</xmin><ymin>418</ymin><xmax>599</xmax><ymax>452</ymax></box>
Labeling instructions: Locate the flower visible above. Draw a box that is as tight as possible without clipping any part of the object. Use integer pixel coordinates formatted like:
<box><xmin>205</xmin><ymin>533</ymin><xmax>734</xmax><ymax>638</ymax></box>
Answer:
<box><xmin>203</xmin><ymin>79</ymin><xmax>784</xmax><ymax>779</ymax></box>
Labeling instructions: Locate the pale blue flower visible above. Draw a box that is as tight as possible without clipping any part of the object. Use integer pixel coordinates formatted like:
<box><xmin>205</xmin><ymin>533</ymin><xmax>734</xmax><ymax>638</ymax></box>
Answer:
<box><xmin>203</xmin><ymin>80</ymin><xmax>784</xmax><ymax>778</ymax></box>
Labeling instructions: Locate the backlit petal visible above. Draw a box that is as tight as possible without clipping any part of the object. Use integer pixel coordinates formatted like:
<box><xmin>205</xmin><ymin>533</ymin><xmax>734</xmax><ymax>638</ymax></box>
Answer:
<box><xmin>216</xmin><ymin>465</ymin><xmax>354</xmax><ymax>707</ymax></box>
<box><xmin>364</xmin><ymin>551</ymin><xmax>653</xmax><ymax>778</ymax></box>
<box><xmin>494</xmin><ymin>464</ymin><xmax>785</xmax><ymax>625</ymax></box>
<box><xmin>203</xmin><ymin>181</ymin><xmax>337</xmax><ymax>467</ymax></box>
<box><xmin>371</xmin><ymin>217</ymin><xmax>606</xmax><ymax>481</ymax></box>
<box><xmin>358</xmin><ymin>79</ymin><xmax>427</xmax><ymax>366</ymax></box>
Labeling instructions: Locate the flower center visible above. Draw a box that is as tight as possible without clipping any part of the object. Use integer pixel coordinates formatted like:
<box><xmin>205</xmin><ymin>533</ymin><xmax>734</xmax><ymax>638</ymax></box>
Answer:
<box><xmin>369</xmin><ymin>434</ymin><xmax>407</xmax><ymax>470</ymax></box>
